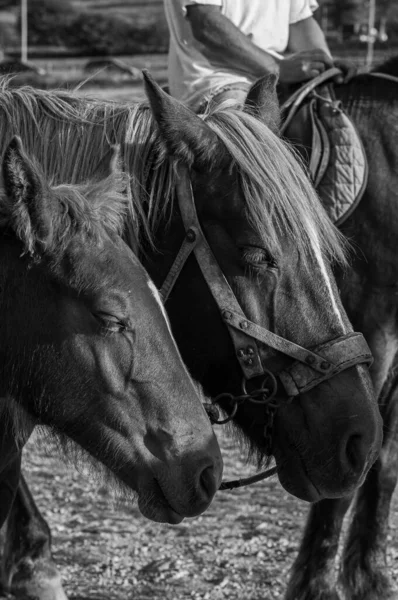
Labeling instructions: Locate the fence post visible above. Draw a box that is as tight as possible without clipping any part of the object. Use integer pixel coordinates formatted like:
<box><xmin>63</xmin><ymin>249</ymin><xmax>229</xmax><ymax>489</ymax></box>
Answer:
<box><xmin>21</xmin><ymin>0</ymin><xmax>28</xmax><ymax>63</ymax></box>
<box><xmin>366</xmin><ymin>0</ymin><xmax>376</xmax><ymax>68</ymax></box>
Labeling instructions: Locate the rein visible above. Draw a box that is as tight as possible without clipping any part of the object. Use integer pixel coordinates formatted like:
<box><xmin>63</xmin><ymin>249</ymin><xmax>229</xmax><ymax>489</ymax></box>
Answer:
<box><xmin>160</xmin><ymin>166</ymin><xmax>373</xmax><ymax>491</ymax></box>
<box><xmin>280</xmin><ymin>69</ymin><xmax>398</xmax><ymax>136</ymax></box>
<box><xmin>368</xmin><ymin>72</ymin><xmax>398</xmax><ymax>84</ymax></box>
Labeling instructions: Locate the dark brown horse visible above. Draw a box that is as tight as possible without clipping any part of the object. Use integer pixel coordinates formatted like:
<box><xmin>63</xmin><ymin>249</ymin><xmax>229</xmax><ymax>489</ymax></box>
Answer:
<box><xmin>0</xmin><ymin>74</ymin><xmax>383</xmax><ymax>599</ymax></box>
<box><xmin>279</xmin><ymin>57</ymin><xmax>398</xmax><ymax>600</ymax></box>
<box><xmin>0</xmin><ymin>133</ymin><xmax>223</xmax><ymax>561</ymax></box>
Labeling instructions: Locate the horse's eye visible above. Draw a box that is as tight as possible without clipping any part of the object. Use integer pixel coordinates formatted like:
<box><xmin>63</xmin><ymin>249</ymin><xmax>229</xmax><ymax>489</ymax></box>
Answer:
<box><xmin>94</xmin><ymin>312</ymin><xmax>127</xmax><ymax>334</ymax></box>
<box><xmin>240</xmin><ymin>246</ymin><xmax>278</xmax><ymax>270</ymax></box>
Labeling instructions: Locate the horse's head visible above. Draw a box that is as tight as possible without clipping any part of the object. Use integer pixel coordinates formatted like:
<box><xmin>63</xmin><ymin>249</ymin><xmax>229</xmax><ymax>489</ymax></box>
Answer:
<box><xmin>0</xmin><ymin>137</ymin><xmax>223</xmax><ymax>523</ymax></box>
<box><xmin>143</xmin><ymin>73</ymin><xmax>382</xmax><ymax>502</ymax></box>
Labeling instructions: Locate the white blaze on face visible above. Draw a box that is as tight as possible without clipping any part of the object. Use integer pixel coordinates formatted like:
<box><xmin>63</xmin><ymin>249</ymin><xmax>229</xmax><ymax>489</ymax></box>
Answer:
<box><xmin>147</xmin><ymin>279</ymin><xmax>174</xmax><ymax>337</ymax></box>
<box><xmin>307</xmin><ymin>223</ymin><xmax>347</xmax><ymax>333</ymax></box>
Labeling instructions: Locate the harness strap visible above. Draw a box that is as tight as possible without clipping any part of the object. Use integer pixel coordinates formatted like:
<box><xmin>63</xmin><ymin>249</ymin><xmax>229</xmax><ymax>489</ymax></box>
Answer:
<box><xmin>160</xmin><ymin>228</ymin><xmax>199</xmax><ymax>301</ymax></box>
<box><xmin>222</xmin><ymin>309</ymin><xmax>333</xmax><ymax>374</ymax></box>
<box><xmin>278</xmin><ymin>332</ymin><xmax>373</xmax><ymax>396</ymax></box>
<box><xmin>281</xmin><ymin>71</ymin><xmax>398</xmax><ymax>138</ymax></box>
<box><xmin>167</xmin><ymin>168</ymin><xmax>373</xmax><ymax>394</ymax></box>
<box><xmin>280</xmin><ymin>67</ymin><xmax>342</xmax><ymax>134</ymax></box>
<box><xmin>175</xmin><ymin>171</ymin><xmax>265</xmax><ymax>379</ymax></box>
<box><xmin>368</xmin><ymin>72</ymin><xmax>398</xmax><ymax>84</ymax></box>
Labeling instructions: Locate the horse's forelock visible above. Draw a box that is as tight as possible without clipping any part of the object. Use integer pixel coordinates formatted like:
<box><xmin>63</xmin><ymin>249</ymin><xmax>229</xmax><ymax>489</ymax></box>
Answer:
<box><xmin>203</xmin><ymin>108</ymin><xmax>348</xmax><ymax>267</ymax></box>
<box><xmin>50</xmin><ymin>169</ymin><xmax>129</xmax><ymax>252</ymax></box>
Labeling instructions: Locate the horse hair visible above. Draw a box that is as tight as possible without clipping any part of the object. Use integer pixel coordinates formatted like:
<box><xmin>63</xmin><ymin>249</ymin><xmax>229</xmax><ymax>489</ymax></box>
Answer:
<box><xmin>0</xmin><ymin>151</ymin><xmax>128</xmax><ymax>259</ymax></box>
<box><xmin>0</xmin><ymin>80</ymin><xmax>347</xmax><ymax>267</ymax></box>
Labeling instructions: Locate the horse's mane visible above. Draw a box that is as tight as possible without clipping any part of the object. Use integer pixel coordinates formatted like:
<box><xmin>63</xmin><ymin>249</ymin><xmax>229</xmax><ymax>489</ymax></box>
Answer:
<box><xmin>0</xmin><ymin>80</ymin><xmax>346</xmax><ymax>266</ymax></box>
<box><xmin>203</xmin><ymin>107</ymin><xmax>346</xmax><ymax>264</ymax></box>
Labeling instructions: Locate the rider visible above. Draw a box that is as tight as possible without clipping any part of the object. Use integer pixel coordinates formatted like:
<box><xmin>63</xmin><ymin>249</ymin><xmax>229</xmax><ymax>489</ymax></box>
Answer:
<box><xmin>164</xmin><ymin>0</ymin><xmax>336</xmax><ymax>111</ymax></box>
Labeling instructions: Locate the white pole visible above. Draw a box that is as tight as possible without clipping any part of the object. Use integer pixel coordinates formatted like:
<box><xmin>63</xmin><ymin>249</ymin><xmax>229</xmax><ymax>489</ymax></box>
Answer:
<box><xmin>21</xmin><ymin>0</ymin><xmax>27</xmax><ymax>63</ymax></box>
<box><xmin>366</xmin><ymin>0</ymin><xmax>376</xmax><ymax>68</ymax></box>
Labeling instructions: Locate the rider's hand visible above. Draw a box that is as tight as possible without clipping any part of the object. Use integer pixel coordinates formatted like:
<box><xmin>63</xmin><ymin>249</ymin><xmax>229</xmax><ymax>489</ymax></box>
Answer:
<box><xmin>278</xmin><ymin>50</ymin><xmax>334</xmax><ymax>84</ymax></box>
<box><xmin>332</xmin><ymin>59</ymin><xmax>358</xmax><ymax>84</ymax></box>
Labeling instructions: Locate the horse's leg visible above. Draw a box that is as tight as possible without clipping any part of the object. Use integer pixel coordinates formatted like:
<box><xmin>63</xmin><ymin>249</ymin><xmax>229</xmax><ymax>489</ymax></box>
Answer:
<box><xmin>284</xmin><ymin>321</ymin><xmax>396</xmax><ymax>600</ymax></box>
<box><xmin>338</xmin><ymin>373</ymin><xmax>398</xmax><ymax>600</ymax></box>
<box><xmin>0</xmin><ymin>452</ymin><xmax>21</xmax><ymax>529</ymax></box>
<box><xmin>1</xmin><ymin>473</ymin><xmax>68</xmax><ymax>600</ymax></box>
<box><xmin>284</xmin><ymin>496</ymin><xmax>352</xmax><ymax>600</ymax></box>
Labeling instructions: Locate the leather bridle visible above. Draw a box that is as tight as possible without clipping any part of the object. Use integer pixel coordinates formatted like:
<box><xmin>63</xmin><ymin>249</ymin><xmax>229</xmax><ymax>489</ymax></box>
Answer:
<box><xmin>160</xmin><ymin>166</ymin><xmax>373</xmax><ymax>490</ymax></box>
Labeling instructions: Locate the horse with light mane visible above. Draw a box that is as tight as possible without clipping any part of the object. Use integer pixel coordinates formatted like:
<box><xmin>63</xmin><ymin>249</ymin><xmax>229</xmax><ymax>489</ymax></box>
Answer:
<box><xmin>244</xmin><ymin>56</ymin><xmax>398</xmax><ymax>600</ymax></box>
<box><xmin>0</xmin><ymin>73</ymin><xmax>382</xmax><ymax>599</ymax></box>
<box><xmin>279</xmin><ymin>57</ymin><xmax>398</xmax><ymax>600</ymax></box>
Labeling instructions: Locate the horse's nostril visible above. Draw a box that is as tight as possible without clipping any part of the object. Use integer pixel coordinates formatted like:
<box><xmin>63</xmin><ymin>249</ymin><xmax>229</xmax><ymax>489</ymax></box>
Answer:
<box><xmin>345</xmin><ymin>434</ymin><xmax>367</xmax><ymax>473</ymax></box>
<box><xmin>199</xmin><ymin>465</ymin><xmax>218</xmax><ymax>500</ymax></box>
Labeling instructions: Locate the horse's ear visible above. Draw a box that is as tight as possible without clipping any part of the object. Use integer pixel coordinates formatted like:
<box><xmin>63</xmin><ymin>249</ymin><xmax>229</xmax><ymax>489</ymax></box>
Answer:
<box><xmin>143</xmin><ymin>70</ymin><xmax>228</xmax><ymax>171</ymax></box>
<box><xmin>2</xmin><ymin>136</ymin><xmax>54</xmax><ymax>253</ymax></box>
<box><xmin>244</xmin><ymin>74</ymin><xmax>281</xmax><ymax>134</ymax></box>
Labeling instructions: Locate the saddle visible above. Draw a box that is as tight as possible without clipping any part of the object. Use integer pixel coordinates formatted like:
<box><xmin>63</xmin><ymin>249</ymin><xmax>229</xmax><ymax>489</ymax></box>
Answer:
<box><xmin>281</xmin><ymin>68</ymin><xmax>368</xmax><ymax>226</ymax></box>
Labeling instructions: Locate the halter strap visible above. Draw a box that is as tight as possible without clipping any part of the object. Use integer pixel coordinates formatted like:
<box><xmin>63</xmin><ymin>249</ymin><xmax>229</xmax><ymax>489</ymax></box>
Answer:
<box><xmin>160</xmin><ymin>166</ymin><xmax>373</xmax><ymax>396</ymax></box>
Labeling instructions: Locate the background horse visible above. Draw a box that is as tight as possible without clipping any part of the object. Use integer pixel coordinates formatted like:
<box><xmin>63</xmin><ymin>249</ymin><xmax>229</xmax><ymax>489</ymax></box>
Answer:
<box><xmin>279</xmin><ymin>56</ymin><xmax>398</xmax><ymax>600</ymax></box>
<box><xmin>0</xmin><ymin>135</ymin><xmax>223</xmax><ymax>538</ymax></box>
<box><xmin>0</xmin><ymin>74</ymin><xmax>382</xmax><ymax>599</ymax></box>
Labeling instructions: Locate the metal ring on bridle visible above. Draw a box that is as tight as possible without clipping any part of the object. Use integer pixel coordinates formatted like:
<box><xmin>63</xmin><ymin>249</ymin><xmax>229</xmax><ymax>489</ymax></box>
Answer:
<box><xmin>241</xmin><ymin>370</ymin><xmax>278</xmax><ymax>404</ymax></box>
<box><xmin>208</xmin><ymin>393</ymin><xmax>239</xmax><ymax>425</ymax></box>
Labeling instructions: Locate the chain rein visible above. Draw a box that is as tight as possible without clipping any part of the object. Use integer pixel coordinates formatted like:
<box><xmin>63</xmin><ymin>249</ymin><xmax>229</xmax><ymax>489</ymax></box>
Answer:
<box><xmin>200</xmin><ymin>373</ymin><xmax>281</xmax><ymax>490</ymax></box>
<box><xmin>203</xmin><ymin>370</ymin><xmax>282</xmax><ymax>456</ymax></box>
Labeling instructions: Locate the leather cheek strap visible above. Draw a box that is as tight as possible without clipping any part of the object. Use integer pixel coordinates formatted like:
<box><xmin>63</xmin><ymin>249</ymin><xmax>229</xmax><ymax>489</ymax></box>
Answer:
<box><xmin>160</xmin><ymin>166</ymin><xmax>373</xmax><ymax>395</ymax></box>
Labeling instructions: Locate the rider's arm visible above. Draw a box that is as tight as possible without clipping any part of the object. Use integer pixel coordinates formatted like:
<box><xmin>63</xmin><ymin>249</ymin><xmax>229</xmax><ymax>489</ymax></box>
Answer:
<box><xmin>288</xmin><ymin>16</ymin><xmax>331</xmax><ymax>56</ymax></box>
<box><xmin>186</xmin><ymin>4</ymin><xmax>333</xmax><ymax>83</ymax></box>
<box><xmin>186</xmin><ymin>4</ymin><xmax>279</xmax><ymax>77</ymax></box>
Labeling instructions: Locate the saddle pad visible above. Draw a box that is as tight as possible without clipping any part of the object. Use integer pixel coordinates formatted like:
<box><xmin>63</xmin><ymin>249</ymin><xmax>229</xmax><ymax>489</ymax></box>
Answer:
<box><xmin>315</xmin><ymin>100</ymin><xmax>368</xmax><ymax>226</ymax></box>
<box><xmin>282</xmin><ymin>83</ymin><xmax>368</xmax><ymax>226</ymax></box>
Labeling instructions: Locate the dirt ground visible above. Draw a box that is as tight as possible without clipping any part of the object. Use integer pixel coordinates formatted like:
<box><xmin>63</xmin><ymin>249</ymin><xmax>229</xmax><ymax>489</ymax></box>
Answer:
<box><xmin>14</xmin><ymin>431</ymin><xmax>322</xmax><ymax>600</ymax></box>
<box><xmin>0</xmin><ymin>427</ymin><xmax>395</xmax><ymax>600</ymax></box>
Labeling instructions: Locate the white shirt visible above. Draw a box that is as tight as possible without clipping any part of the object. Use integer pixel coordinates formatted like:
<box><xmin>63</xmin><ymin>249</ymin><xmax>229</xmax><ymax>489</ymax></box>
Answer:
<box><xmin>164</xmin><ymin>0</ymin><xmax>319</xmax><ymax>109</ymax></box>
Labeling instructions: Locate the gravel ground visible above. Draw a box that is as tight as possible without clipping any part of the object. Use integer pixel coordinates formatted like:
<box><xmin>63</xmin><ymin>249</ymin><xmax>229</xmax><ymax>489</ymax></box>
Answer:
<box><xmin>0</xmin><ymin>428</ymin><xmax>395</xmax><ymax>600</ymax></box>
<box><xmin>19</xmin><ymin>430</ymin><xmax>308</xmax><ymax>600</ymax></box>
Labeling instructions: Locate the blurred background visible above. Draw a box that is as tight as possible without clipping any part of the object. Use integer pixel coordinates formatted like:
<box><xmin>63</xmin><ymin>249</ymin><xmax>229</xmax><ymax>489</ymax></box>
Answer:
<box><xmin>0</xmin><ymin>0</ymin><xmax>396</xmax><ymax>101</ymax></box>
